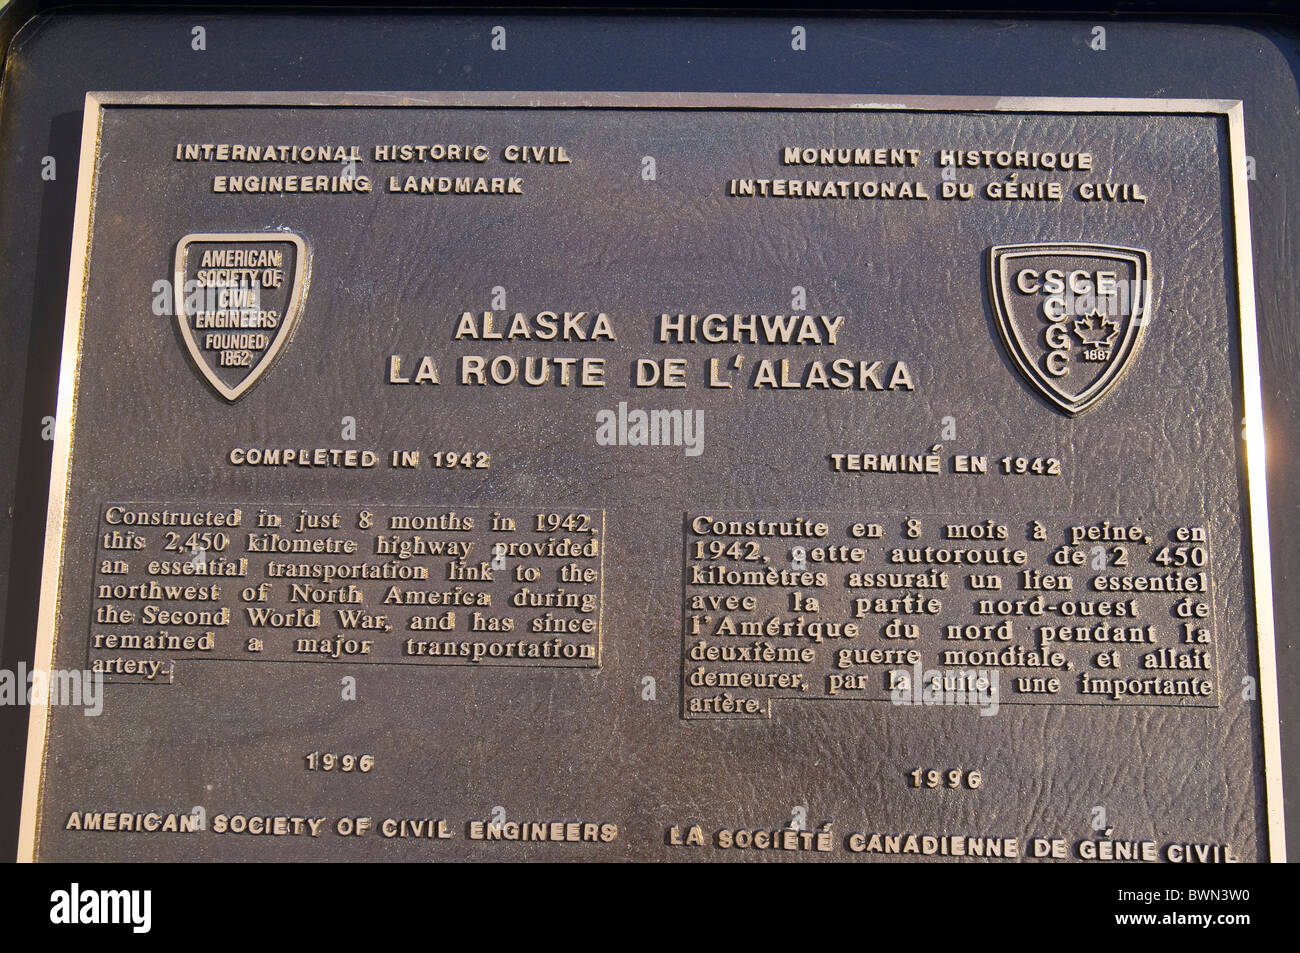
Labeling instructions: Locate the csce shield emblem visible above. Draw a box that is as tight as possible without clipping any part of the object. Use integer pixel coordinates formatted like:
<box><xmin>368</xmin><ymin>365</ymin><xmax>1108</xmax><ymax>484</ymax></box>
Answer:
<box><xmin>988</xmin><ymin>243</ymin><xmax>1153</xmax><ymax>416</ymax></box>
<box><xmin>173</xmin><ymin>232</ymin><xmax>310</xmax><ymax>401</ymax></box>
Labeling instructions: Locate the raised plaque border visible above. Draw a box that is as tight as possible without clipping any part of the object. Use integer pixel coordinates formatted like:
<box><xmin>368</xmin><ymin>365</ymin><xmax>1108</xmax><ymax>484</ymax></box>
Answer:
<box><xmin>17</xmin><ymin>91</ymin><xmax>1283</xmax><ymax>862</ymax></box>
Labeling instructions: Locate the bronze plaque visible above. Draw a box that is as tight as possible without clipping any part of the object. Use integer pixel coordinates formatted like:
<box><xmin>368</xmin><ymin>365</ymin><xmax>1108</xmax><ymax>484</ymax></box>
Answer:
<box><xmin>18</xmin><ymin>92</ymin><xmax>1283</xmax><ymax>861</ymax></box>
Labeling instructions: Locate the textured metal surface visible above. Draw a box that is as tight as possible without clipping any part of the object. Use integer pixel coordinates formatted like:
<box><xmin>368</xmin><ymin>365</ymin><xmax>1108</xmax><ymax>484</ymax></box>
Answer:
<box><xmin>0</xmin><ymin>14</ymin><xmax>1296</xmax><ymax>862</ymax></box>
<box><xmin>11</xmin><ymin>92</ymin><xmax>1277</xmax><ymax>861</ymax></box>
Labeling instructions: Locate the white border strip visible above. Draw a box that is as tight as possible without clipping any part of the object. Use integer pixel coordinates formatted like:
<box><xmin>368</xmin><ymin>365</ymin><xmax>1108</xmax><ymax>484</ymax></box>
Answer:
<box><xmin>1225</xmin><ymin>102</ymin><xmax>1285</xmax><ymax>862</ymax></box>
<box><xmin>17</xmin><ymin>94</ymin><xmax>104</xmax><ymax>863</ymax></box>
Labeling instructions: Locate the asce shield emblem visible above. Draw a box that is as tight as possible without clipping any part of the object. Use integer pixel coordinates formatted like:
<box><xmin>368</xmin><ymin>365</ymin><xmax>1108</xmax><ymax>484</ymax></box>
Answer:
<box><xmin>173</xmin><ymin>232</ymin><xmax>309</xmax><ymax>401</ymax></box>
<box><xmin>988</xmin><ymin>243</ymin><xmax>1152</xmax><ymax>416</ymax></box>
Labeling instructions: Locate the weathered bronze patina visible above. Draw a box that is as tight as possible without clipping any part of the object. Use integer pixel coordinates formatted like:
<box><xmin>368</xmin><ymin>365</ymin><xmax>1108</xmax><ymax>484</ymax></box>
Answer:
<box><xmin>18</xmin><ymin>93</ymin><xmax>1282</xmax><ymax>861</ymax></box>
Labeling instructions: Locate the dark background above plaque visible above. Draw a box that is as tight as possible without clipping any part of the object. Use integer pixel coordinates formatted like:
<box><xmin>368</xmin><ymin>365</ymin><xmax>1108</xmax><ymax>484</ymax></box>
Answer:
<box><xmin>0</xmin><ymin>1</ymin><xmax>1296</xmax><ymax>861</ymax></box>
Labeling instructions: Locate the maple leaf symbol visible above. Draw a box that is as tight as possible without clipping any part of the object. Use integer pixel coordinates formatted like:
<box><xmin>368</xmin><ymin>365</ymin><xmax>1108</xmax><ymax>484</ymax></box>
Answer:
<box><xmin>1073</xmin><ymin>312</ymin><xmax>1119</xmax><ymax>346</ymax></box>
